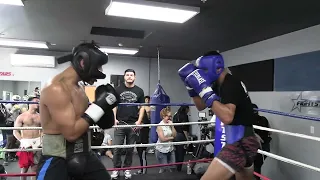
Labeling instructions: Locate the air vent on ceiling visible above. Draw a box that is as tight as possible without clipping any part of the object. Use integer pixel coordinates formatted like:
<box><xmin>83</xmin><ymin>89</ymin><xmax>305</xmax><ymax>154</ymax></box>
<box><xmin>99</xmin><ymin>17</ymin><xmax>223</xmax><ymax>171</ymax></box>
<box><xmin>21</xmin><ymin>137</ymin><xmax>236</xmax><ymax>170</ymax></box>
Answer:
<box><xmin>91</xmin><ymin>27</ymin><xmax>145</xmax><ymax>39</ymax></box>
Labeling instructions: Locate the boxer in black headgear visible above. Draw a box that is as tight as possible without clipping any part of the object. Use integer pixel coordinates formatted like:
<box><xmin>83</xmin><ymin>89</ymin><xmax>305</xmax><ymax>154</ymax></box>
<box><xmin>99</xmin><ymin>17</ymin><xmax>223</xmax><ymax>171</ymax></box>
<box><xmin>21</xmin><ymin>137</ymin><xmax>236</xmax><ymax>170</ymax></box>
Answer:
<box><xmin>36</xmin><ymin>42</ymin><xmax>119</xmax><ymax>180</ymax></box>
<box><xmin>71</xmin><ymin>42</ymin><xmax>108</xmax><ymax>84</ymax></box>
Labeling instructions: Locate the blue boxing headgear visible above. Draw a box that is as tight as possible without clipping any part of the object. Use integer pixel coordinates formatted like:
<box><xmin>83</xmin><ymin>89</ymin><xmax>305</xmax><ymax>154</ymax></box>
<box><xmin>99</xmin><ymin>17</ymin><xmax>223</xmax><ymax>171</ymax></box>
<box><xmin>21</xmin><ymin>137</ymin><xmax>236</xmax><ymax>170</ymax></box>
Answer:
<box><xmin>195</xmin><ymin>51</ymin><xmax>224</xmax><ymax>83</ymax></box>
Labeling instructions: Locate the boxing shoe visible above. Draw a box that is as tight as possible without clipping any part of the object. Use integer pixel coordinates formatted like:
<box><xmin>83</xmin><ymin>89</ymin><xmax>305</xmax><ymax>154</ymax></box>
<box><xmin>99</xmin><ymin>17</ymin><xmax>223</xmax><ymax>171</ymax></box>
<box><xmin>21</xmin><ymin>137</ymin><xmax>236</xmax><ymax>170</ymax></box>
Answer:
<box><xmin>124</xmin><ymin>170</ymin><xmax>132</xmax><ymax>179</ymax></box>
<box><xmin>111</xmin><ymin>171</ymin><xmax>119</xmax><ymax>179</ymax></box>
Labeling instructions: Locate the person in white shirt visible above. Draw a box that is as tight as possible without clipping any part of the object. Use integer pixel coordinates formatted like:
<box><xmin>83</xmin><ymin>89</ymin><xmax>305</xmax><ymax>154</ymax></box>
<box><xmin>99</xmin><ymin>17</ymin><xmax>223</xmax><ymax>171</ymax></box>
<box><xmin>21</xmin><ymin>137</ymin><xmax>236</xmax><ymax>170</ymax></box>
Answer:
<box><xmin>155</xmin><ymin>107</ymin><xmax>177</xmax><ymax>173</ymax></box>
<box><xmin>102</xmin><ymin>130</ymin><xmax>113</xmax><ymax>159</ymax></box>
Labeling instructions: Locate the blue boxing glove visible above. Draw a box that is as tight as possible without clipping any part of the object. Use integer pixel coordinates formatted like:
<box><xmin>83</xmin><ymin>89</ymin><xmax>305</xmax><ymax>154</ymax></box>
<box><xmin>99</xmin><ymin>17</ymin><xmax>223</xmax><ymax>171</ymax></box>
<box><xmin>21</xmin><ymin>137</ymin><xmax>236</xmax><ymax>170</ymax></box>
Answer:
<box><xmin>178</xmin><ymin>63</ymin><xmax>198</xmax><ymax>97</ymax></box>
<box><xmin>185</xmin><ymin>69</ymin><xmax>220</xmax><ymax>108</ymax></box>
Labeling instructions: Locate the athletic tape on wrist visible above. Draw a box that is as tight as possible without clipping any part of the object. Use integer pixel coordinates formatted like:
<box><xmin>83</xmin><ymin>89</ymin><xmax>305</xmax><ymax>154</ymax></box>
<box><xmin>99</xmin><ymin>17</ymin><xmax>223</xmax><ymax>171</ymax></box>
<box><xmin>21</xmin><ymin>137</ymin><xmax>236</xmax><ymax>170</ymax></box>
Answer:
<box><xmin>85</xmin><ymin>104</ymin><xmax>105</xmax><ymax>122</ymax></box>
<box><xmin>199</xmin><ymin>87</ymin><xmax>213</xmax><ymax>98</ymax></box>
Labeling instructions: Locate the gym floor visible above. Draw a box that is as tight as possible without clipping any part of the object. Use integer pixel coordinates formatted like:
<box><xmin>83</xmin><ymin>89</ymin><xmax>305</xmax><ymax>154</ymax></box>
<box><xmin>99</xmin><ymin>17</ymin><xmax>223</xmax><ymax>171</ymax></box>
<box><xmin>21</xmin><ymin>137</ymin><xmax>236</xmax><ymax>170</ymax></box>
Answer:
<box><xmin>2</xmin><ymin>152</ymin><xmax>199</xmax><ymax>180</ymax></box>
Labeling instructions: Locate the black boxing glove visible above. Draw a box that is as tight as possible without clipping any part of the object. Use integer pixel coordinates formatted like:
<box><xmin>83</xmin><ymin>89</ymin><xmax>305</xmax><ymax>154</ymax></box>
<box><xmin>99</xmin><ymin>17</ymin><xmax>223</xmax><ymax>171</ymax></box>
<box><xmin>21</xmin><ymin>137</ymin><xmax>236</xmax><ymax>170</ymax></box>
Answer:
<box><xmin>82</xmin><ymin>84</ymin><xmax>119</xmax><ymax>128</ymax></box>
<box><xmin>95</xmin><ymin>108</ymin><xmax>115</xmax><ymax>129</ymax></box>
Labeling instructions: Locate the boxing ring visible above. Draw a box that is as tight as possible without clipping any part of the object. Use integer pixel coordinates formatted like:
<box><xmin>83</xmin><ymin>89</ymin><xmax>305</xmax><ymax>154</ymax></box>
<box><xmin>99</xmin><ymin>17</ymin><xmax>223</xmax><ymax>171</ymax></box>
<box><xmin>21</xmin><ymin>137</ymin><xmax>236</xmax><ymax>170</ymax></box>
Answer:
<box><xmin>0</xmin><ymin>101</ymin><xmax>320</xmax><ymax>179</ymax></box>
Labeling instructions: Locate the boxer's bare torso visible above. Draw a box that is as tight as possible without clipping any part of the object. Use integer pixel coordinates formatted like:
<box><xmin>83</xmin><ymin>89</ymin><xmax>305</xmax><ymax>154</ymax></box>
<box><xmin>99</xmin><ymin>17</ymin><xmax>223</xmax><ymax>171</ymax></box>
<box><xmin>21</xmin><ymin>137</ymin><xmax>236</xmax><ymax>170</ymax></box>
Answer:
<box><xmin>40</xmin><ymin>68</ymin><xmax>89</xmax><ymax>135</ymax></box>
<box><xmin>144</xmin><ymin>106</ymin><xmax>151</xmax><ymax>119</ymax></box>
<box><xmin>14</xmin><ymin>111</ymin><xmax>41</xmax><ymax>140</ymax></box>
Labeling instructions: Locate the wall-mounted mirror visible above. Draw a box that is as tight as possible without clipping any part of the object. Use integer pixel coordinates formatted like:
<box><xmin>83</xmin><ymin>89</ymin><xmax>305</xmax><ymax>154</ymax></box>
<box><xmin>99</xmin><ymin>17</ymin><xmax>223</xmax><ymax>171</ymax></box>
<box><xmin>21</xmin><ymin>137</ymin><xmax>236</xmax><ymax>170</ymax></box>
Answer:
<box><xmin>0</xmin><ymin>80</ymin><xmax>41</xmax><ymax>101</ymax></box>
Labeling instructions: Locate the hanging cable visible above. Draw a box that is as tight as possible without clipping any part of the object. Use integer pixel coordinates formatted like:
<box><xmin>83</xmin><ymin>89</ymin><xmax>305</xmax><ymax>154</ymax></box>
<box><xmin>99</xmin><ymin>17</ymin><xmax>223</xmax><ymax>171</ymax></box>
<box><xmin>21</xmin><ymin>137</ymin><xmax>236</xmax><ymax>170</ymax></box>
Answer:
<box><xmin>157</xmin><ymin>46</ymin><xmax>160</xmax><ymax>84</ymax></box>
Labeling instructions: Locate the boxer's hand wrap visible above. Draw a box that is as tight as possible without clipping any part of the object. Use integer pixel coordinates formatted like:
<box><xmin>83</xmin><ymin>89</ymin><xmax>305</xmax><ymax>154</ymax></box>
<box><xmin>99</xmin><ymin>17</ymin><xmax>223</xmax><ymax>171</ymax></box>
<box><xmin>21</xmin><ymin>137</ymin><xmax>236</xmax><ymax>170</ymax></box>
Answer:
<box><xmin>82</xmin><ymin>84</ymin><xmax>119</xmax><ymax>127</ymax></box>
<box><xmin>185</xmin><ymin>69</ymin><xmax>220</xmax><ymax>107</ymax></box>
<box><xmin>178</xmin><ymin>63</ymin><xmax>198</xmax><ymax>97</ymax></box>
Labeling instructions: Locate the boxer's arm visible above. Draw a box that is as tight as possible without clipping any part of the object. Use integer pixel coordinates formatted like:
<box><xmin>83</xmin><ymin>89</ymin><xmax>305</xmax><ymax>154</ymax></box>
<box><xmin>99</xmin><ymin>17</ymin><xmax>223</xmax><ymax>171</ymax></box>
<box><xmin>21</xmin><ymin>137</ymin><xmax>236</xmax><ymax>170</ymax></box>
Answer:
<box><xmin>156</xmin><ymin>126</ymin><xmax>174</xmax><ymax>142</ymax></box>
<box><xmin>46</xmin><ymin>86</ymin><xmax>90</xmax><ymax>142</ymax></box>
<box><xmin>171</xmin><ymin>126</ymin><xmax>177</xmax><ymax>138</ymax></box>
<box><xmin>210</xmin><ymin>81</ymin><xmax>242</xmax><ymax>124</ymax></box>
<box><xmin>13</xmin><ymin>114</ymin><xmax>23</xmax><ymax>141</ymax></box>
<box><xmin>113</xmin><ymin>107</ymin><xmax>118</xmax><ymax>124</ymax></box>
<box><xmin>136</xmin><ymin>90</ymin><xmax>145</xmax><ymax>124</ymax></box>
<box><xmin>211</xmin><ymin>102</ymin><xmax>235</xmax><ymax>124</ymax></box>
<box><xmin>192</xmin><ymin>97</ymin><xmax>207</xmax><ymax>111</ymax></box>
<box><xmin>137</xmin><ymin>107</ymin><xmax>145</xmax><ymax>125</ymax></box>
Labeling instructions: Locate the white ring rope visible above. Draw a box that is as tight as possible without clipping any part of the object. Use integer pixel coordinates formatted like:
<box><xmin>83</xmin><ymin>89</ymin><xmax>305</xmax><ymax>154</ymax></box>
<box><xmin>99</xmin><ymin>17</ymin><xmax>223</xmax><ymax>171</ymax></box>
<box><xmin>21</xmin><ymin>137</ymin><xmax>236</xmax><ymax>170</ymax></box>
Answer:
<box><xmin>0</xmin><ymin>121</ymin><xmax>213</xmax><ymax>130</ymax></box>
<box><xmin>258</xmin><ymin>150</ymin><xmax>320</xmax><ymax>173</ymax></box>
<box><xmin>253</xmin><ymin>125</ymin><xmax>320</xmax><ymax>142</ymax></box>
<box><xmin>0</xmin><ymin>139</ymin><xmax>214</xmax><ymax>152</ymax></box>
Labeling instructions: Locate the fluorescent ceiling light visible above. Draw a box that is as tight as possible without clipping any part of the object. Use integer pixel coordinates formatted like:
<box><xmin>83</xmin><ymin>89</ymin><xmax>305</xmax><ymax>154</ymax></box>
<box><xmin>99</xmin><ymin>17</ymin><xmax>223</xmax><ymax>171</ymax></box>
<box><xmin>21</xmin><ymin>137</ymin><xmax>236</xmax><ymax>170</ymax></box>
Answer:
<box><xmin>0</xmin><ymin>38</ymin><xmax>48</xmax><ymax>49</ymax></box>
<box><xmin>0</xmin><ymin>0</ymin><xmax>24</xmax><ymax>6</ymax></box>
<box><xmin>10</xmin><ymin>54</ymin><xmax>55</xmax><ymax>68</ymax></box>
<box><xmin>105</xmin><ymin>0</ymin><xmax>200</xmax><ymax>23</ymax></box>
<box><xmin>100</xmin><ymin>47</ymin><xmax>138</xmax><ymax>55</ymax></box>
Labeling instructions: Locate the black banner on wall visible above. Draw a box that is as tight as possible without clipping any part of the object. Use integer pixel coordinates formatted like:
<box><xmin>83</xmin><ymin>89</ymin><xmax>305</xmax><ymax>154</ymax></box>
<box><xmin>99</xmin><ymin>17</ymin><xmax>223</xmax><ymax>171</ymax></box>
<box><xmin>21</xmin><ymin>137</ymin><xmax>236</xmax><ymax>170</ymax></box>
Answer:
<box><xmin>229</xmin><ymin>59</ymin><xmax>274</xmax><ymax>91</ymax></box>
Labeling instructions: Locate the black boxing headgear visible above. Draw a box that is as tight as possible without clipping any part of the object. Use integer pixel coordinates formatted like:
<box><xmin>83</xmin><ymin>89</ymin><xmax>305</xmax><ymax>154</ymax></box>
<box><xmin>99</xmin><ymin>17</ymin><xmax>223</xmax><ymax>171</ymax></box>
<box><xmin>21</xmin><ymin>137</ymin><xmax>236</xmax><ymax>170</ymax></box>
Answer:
<box><xmin>71</xmin><ymin>42</ymin><xmax>108</xmax><ymax>83</ymax></box>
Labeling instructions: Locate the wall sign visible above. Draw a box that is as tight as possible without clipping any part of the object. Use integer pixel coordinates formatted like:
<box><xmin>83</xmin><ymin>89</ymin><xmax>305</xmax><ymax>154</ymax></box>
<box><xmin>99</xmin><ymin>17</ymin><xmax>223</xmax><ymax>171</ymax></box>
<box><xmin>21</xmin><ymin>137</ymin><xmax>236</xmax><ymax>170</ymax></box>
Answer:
<box><xmin>0</xmin><ymin>72</ymin><xmax>14</xmax><ymax>76</ymax></box>
<box><xmin>291</xmin><ymin>92</ymin><xmax>320</xmax><ymax>112</ymax></box>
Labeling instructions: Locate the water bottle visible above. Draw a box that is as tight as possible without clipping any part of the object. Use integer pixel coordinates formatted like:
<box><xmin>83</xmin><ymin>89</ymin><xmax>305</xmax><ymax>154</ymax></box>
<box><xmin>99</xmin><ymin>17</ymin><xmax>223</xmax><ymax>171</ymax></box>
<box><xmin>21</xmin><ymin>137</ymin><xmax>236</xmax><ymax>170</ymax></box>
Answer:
<box><xmin>187</xmin><ymin>162</ymin><xmax>192</xmax><ymax>175</ymax></box>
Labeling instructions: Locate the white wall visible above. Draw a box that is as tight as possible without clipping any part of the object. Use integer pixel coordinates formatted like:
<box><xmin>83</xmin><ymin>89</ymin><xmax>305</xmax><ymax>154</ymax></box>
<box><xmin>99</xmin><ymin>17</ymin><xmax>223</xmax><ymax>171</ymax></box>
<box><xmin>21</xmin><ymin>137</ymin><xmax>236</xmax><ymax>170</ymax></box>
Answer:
<box><xmin>0</xmin><ymin>47</ymin><xmax>192</xmax><ymax>112</ymax></box>
<box><xmin>222</xmin><ymin>24</ymin><xmax>320</xmax><ymax>67</ymax></box>
<box><xmin>250</xmin><ymin>91</ymin><xmax>320</xmax><ymax>180</ymax></box>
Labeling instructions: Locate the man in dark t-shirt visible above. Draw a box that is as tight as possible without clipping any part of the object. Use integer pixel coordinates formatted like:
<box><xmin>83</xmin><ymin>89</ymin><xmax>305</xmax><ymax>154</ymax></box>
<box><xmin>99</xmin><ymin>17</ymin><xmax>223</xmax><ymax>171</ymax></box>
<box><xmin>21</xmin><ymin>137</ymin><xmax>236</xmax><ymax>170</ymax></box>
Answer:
<box><xmin>111</xmin><ymin>69</ymin><xmax>145</xmax><ymax>179</ymax></box>
<box><xmin>178</xmin><ymin>51</ymin><xmax>259</xmax><ymax>180</ymax></box>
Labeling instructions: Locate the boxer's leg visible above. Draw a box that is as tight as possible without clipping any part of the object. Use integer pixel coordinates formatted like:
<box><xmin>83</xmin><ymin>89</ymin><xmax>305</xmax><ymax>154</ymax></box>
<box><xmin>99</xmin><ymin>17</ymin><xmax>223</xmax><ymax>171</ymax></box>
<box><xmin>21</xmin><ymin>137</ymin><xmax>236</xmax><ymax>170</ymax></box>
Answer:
<box><xmin>31</xmin><ymin>151</ymin><xmax>41</xmax><ymax>180</ymax></box>
<box><xmin>36</xmin><ymin>155</ymin><xmax>68</xmax><ymax>180</ymax></box>
<box><xmin>254</xmin><ymin>154</ymin><xmax>263</xmax><ymax>180</ymax></box>
<box><xmin>235</xmin><ymin>136</ymin><xmax>260</xmax><ymax>180</ymax></box>
<box><xmin>111</xmin><ymin>128</ymin><xmax>125</xmax><ymax>179</ymax></box>
<box><xmin>167</xmin><ymin>151</ymin><xmax>176</xmax><ymax>172</ymax></box>
<box><xmin>124</xmin><ymin>127</ymin><xmax>136</xmax><ymax>167</ymax></box>
<box><xmin>201</xmin><ymin>141</ymin><xmax>246</xmax><ymax>180</ymax></box>
<box><xmin>112</xmin><ymin>128</ymin><xmax>125</xmax><ymax>168</ymax></box>
<box><xmin>105</xmin><ymin>149</ymin><xmax>113</xmax><ymax>159</ymax></box>
<box><xmin>200</xmin><ymin>158</ymin><xmax>234</xmax><ymax>180</ymax></box>
<box><xmin>175</xmin><ymin>132</ymin><xmax>186</xmax><ymax>172</ymax></box>
<box><xmin>21</xmin><ymin>167</ymin><xmax>29</xmax><ymax>180</ymax></box>
<box><xmin>81</xmin><ymin>152</ymin><xmax>111</xmax><ymax>180</ymax></box>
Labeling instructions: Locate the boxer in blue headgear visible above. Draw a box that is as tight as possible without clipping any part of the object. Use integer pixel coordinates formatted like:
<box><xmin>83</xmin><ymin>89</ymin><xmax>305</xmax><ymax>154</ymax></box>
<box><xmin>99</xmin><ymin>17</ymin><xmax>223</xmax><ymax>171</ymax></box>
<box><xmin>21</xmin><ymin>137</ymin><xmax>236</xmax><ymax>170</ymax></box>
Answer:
<box><xmin>178</xmin><ymin>51</ymin><xmax>259</xmax><ymax>180</ymax></box>
<box><xmin>195</xmin><ymin>51</ymin><xmax>224</xmax><ymax>83</ymax></box>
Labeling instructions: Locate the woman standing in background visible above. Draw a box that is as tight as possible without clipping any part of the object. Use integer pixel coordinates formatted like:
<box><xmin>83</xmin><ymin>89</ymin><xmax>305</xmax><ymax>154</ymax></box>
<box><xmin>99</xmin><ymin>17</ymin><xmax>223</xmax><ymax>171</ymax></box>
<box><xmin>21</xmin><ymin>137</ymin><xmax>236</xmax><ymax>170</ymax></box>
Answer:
<box><xmin>173</xmin><ymin>106</ymin><xmax>190</xmax><ymax>172</ymax></box>
<box><xmin>155</xmin><ymin>107</ymin><xmax>177</xmax><ymax>173</ymax></box>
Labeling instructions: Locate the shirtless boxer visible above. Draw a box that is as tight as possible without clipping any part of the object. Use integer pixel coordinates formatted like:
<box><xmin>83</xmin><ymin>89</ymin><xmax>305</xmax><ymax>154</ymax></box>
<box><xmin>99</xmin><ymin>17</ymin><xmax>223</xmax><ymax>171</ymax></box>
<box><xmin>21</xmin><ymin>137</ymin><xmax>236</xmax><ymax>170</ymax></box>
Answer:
<box><xmin>178</xmin><ymin>51</ymin><xmax>259</xmax><ymax>180</ymax></box>
<box><xmin>36</xmin><ymin>42</ymin><xmax>120</xmax><ymax>180</ymax></box>
<box><xmin>143</xmin><ymin>96</ymin><xmax>151</xmax><ymax>119</ymax></box>
<box><xmin>14</xmin><ymin>96</ymin><xmax>41</xmax><ymax>180</ymax></box>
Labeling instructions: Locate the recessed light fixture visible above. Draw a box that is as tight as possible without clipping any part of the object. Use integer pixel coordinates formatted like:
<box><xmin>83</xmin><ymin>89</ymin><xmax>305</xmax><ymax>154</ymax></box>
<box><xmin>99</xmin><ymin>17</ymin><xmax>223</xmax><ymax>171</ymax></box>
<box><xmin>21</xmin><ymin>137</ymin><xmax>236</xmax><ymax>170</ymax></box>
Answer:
<box><xmin>0</xmin><ymin>38</ymin><xmax>48</xmax><ymax>49</ymax></box>
<box><xmin>0</xmin><ymin>0</ymin><xmax>24</xmax><ymax>6</ymax></box>
<box><xmin>105</xmin><ymin>0</ymin><xmax>200</xmax><ymax>23</ymax></box>
<box><xmin>100</xmin><ymin>46</ymin><xmax>138</xmax><ymax>55</ymax></box>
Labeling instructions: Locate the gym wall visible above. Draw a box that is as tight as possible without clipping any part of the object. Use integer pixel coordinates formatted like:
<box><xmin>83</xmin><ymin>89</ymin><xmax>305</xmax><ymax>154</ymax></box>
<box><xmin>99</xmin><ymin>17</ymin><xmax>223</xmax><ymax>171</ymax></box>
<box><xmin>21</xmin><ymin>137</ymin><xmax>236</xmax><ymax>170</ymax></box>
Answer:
<box><xmin>0</xmin><ymin>47</ymin><xmax>190</xmax><ymax>112</ymax></box>
<box><xmin>222</xmin><ymin>24</ymin><xmax>320</xmax><ymax>67</ymax></box>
